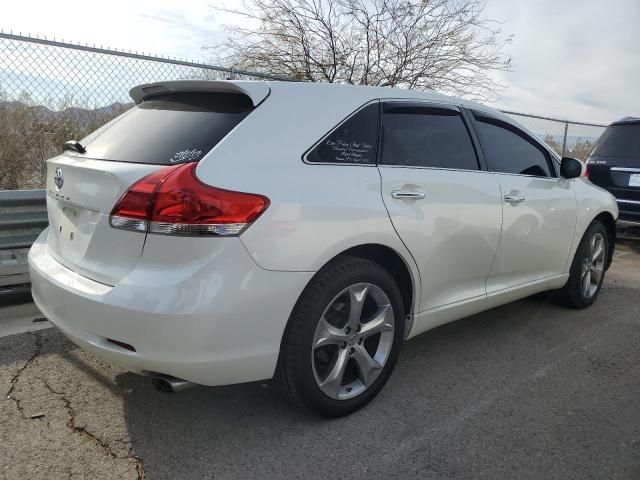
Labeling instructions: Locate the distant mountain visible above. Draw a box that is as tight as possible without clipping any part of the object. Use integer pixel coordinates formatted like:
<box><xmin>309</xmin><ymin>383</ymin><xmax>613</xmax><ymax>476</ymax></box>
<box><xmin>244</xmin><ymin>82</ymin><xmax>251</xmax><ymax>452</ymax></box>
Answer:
<box><xmin>0</xmin><ymin>100</ymin><xmax>131</xmax><ymax>123</ymax></box>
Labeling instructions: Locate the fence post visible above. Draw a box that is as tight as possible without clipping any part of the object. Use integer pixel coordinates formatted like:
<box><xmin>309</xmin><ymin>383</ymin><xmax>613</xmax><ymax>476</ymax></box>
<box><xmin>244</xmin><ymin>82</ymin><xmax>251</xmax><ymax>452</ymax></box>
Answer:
<box><xmin>561</xmin><ymin>122</ymin><xmax>569</xmax><ymax>157</ymax></box>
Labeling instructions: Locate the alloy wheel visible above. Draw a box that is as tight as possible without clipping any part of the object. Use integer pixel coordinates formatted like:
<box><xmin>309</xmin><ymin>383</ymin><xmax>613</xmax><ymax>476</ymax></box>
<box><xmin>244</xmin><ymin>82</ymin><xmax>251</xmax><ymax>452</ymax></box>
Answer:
<box><xmin>311</xmin><ymin>283</ymin><xmax>395</xmax><ymax>400</ymax></box>
<box><xmin>581</xmin><ymin>232</ymin><xmax>605</xmax><ymax>299</ymax></box>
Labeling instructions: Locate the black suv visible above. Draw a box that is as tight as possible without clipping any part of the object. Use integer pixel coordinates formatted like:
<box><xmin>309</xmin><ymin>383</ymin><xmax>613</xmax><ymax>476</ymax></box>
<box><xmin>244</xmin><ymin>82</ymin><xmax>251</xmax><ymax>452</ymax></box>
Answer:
<box><xmin>586</xmin><ymin>117</ymin><xmax>640</xmax><ymax>225</ymax></box>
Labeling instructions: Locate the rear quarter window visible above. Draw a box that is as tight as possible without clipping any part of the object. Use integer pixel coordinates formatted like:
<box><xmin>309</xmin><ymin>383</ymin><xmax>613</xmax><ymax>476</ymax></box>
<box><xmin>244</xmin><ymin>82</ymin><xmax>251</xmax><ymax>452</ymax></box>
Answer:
<box><xmin>79</xmin><ymin>92</ymin><xmax>253</xmax><ymax>165</ymax></box>
<box><xmin>591</xmin><ymin>124</ymin><xmax>640</xmax><ymax>157</ymax></box>
<box><xmin>305</xmin><ymin>102</ymin><xmax>379</xmax><ymax>165</ymax></box>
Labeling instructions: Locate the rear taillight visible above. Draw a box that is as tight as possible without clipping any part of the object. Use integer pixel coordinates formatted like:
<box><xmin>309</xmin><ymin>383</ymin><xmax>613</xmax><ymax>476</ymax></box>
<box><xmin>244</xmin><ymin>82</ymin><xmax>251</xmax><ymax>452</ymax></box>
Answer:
<box><xmin>109</xmin><ymin>163</ymin><xmax>269</xmax><ymax>236</ymax></box>
<box><xmin>109</xmin><ymin>165</ymin><xmax>182</xmax><ymax>232</ymax></box>
<box><xmin>584</xmin><ymin>162</ymin><xmax>590</xmax><ymax>178</ymax></box>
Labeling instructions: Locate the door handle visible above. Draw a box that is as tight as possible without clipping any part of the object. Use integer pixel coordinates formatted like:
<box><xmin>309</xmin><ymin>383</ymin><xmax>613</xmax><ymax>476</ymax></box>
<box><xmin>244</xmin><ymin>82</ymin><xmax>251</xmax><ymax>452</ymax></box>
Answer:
<box><xmin>504</xmin><ymin>194</ymin><xmax>525</xmax><ymax>204</ymax></box>
<box><xmin>391</xmin><ymin>190</ymin><xmax>425</xmax><ymax>200</ymax></box>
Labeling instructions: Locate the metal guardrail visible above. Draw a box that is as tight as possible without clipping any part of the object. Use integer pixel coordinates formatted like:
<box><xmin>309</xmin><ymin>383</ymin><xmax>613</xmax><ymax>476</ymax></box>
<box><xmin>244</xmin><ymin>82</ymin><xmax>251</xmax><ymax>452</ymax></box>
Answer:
<box><xmin>0</xmin><ymin>189</ymin><xmax>47</xmax><ymax>287</ymax></box>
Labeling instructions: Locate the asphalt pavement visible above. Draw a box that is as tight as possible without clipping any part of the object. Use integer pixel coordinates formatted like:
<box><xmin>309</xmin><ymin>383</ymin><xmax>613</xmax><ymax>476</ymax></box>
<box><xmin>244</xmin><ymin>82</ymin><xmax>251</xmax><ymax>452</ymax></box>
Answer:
<box><xmin>1</xmin><ymin>242</ymin><xmax>639</xmax><ymax>479</ymax></box>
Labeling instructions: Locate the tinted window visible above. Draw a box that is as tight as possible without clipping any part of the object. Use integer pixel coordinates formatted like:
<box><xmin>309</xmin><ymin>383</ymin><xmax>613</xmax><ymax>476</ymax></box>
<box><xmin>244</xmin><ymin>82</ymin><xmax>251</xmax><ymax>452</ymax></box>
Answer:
<box><xmin>380</xmin><ymin>105</ymin><xmax>478</xmax><ymax>170</ymax></box>
<box><xmin>79</xmin><ymin>92</ymin><xmax>253</xmax><ymax>165</ymax></box>
<box><xmin>306</xmin><ymin>103</ymin><xmax>379</xmax><ymax>164</ymax></box>
<box><xmin>474</xmin><ymin>117</ymin><xmax>552</xmax><ymax>177</ymax></box>
<box><xmin>591</xmin><ymin>124</ymin><xmax>640</xmax><ymax>157</ymax></box>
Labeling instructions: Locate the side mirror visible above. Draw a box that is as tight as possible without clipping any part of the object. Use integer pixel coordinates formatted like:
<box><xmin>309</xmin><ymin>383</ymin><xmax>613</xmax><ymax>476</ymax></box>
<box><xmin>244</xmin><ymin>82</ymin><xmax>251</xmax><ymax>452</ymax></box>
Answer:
<box><xmin>560</xmin><ymin>157</ymin><xmax>583</xmax><ymax>179</ymax></box>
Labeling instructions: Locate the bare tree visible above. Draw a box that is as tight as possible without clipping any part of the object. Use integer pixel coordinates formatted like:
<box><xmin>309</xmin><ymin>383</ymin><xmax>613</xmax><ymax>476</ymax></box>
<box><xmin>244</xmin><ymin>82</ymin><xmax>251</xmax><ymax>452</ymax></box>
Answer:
<box><xmin>570</xmin><ymin>138</ymin><xmax>595</xmax><ymax>160</ymax></box>
<box><xmin>210</xmin><ymin>0</ymin><xmax>512</xmax><ymax>100</ymax></box>
<box><xmin>0</xmin><ymin>88</ymin><xmax>128</xmax><ymax>190</ymax></box>
<box><xmin>544</xmin><ymin>134</ymin><xmax>596</xmax><ymax>160</ymax></box>
<box><xmin>543</xmin><ymin>134</ymin><xmax>562</xmax><ymax>156</ymax></box>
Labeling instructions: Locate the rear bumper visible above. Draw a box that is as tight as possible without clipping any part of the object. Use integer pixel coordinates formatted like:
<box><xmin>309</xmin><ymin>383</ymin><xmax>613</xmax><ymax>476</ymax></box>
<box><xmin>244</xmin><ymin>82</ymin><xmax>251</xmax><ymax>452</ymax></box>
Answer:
<box><xmin>29</xmin><ymin>230</ymin><xmax>314</xmax><ymax>386</ymax></box>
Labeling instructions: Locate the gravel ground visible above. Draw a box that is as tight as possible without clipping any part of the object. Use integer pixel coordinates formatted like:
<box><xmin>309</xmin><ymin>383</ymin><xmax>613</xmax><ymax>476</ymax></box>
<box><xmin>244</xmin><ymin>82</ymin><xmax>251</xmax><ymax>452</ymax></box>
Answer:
<box><xmin>1</xmin><ymin>242</ymin><xmax>639</xmax><ymax>480</ymax></box>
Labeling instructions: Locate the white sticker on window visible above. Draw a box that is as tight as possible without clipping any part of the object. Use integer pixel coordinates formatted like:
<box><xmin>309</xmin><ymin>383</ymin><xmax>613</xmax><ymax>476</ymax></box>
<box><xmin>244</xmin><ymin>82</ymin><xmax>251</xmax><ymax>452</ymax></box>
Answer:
<box><xmin>170</xmin><ymin>149</ymin><xmax>203</xmax><ymax>163</ymax></box>
<box><xmin>325</xmin><ymin>139</ymin><xmax>374</xmax><ymax>163</ymax></box>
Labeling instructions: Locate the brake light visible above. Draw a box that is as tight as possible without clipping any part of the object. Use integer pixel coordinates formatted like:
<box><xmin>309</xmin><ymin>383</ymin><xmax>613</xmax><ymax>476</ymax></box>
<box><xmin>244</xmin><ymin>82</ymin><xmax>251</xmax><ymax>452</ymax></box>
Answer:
<box><xmin>109</xmin><ymin>165</ymin><xmax>182</xmax><ymax>232</ymax></box>
<box><xmin>109</xmin><ymin>163</ymin><xmax>269</xmax><ymax>236</ymax></box>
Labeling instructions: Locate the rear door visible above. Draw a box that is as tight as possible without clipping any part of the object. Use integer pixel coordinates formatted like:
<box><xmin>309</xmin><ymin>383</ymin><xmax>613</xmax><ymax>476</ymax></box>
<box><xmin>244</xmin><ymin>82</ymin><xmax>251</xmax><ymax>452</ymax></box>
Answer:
<box><xmin>469</xmin><ymin>111</ymin><xmax>577</xmax><ymax>292</ymax></box>
<box><xmin>45</xmin><ymin>90</ymin><xmax>255</xmax><ymax>285</ymax></box>
<box><xmin>378</xmin><ymin>101</ymin><xmax>502</xmax><ymax>312</ymax></box>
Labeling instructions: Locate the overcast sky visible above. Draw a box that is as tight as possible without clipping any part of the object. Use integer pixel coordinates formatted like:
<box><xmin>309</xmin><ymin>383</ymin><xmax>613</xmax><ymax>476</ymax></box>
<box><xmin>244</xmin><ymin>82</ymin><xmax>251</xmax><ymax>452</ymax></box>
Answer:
<box><xmin>3</xmin><ymin>0</ymin><xmax>639</xmax><ymax>123</ymax></box>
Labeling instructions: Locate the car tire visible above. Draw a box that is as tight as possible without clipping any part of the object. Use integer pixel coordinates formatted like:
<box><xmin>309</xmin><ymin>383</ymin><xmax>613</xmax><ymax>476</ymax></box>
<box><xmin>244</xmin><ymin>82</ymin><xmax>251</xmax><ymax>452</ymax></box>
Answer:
<box><xmin>275</xmin><ymin>255</ymin><xmax>405</xmax><ymax>418</ymax></box>
<box><xmin>555</xmin><ymin>220</ymin><xmax>609</xmax><ymax>309</ymax></box>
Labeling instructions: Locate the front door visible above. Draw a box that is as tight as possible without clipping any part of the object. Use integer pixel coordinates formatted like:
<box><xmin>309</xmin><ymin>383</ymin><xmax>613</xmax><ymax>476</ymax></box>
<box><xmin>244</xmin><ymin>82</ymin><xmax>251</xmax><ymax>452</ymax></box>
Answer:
<box><xmin>469</xmin><ymin>112</ymin><xmax>577</xmax><ymax>292</ymax></box>
<box><xmin>378</xmin><ymin>102</ymin><xmax>503</xmax><ymax>312</ymax></box>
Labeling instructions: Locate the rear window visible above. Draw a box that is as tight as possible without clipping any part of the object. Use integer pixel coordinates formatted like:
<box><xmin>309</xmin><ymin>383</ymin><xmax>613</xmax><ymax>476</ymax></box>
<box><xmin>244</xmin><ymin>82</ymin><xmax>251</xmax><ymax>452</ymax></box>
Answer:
<box><xmin>79</xmin><ymin>92</ymin><xmax>253</xmax><ymax>164</ymax></box>
<box><xmin>591</xmin><ymin>124</ymin><xmax>640</xmax><ymax>157</ymax></box>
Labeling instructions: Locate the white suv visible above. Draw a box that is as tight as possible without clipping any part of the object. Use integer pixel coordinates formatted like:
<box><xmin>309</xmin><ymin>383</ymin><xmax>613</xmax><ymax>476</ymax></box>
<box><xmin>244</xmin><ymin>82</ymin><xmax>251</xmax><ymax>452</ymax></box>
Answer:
<box><xmin>29</xmin><ymin>80</ymin><xmax>618</xmax><ymax>417</ymax></box>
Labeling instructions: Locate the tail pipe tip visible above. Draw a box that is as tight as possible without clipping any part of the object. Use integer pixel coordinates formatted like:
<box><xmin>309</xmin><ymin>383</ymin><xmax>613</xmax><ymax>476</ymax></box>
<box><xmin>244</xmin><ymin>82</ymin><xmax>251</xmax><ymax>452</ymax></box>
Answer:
<box><xmin>151</xmin><ymin>374</ymin><xmax>195</xmax><ymax>393</ymax></box>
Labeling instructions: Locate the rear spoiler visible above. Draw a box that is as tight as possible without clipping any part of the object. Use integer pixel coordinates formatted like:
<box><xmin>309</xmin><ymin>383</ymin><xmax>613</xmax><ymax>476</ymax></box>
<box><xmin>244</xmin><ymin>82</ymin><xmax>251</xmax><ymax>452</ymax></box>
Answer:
<box><xmin>129</xmin><ymin>80</ymin><xmax>271</xmax><ymax>107</ymax></box>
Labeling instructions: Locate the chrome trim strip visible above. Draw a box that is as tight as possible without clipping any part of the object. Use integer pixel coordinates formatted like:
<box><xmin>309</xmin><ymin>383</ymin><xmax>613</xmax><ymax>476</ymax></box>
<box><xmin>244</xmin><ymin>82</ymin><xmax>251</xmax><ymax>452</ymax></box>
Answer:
<box><xmin>391</xmin><ymin>190</ymin><xmax>426</xmax><ymax>200</ymax></box>
<box><xmin>611</xmin><ymin>167</ymin><xmax>640</xmax><ymax>173</ymax></box>
<box><xmin>489</xmin><ymin>171</ymin><xmax>561</xmax><ymax>181</ymax></box>
<box><xmin>617</xmin><ymin>199</ymin><xmax>640</xmax><ymax>205</ymax></box>
<box><xmin>148</xmin><ymin>221</ymin><xmax>247</xmax><ymax>236</ymax></box>
<box><xmin>378</xmin><ymin>164</ymin><xmax>486</xmax><ymax>173</ymax></box>
<box><xmin>109</xmin><ymin>215</ymin><xmax>146</xmax><ymax>232</ymax></box>
<box><xmin>617</xmin><ymin>219</ymin><xmax>640</xmax><ymax>227</ymax></box>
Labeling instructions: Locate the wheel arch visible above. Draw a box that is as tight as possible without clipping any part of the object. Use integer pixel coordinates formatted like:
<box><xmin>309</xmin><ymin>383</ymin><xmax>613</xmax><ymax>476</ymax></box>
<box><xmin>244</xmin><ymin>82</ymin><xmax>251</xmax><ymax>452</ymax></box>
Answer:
<box><xmin>592</xmin><ymin>211</ymin><xmax>616</xmax><ymax>270</ymax></box>
<box><xmin>329</xmin><ymin>243</ymin><xmax>418</xmax><ymax>338</ymax></box>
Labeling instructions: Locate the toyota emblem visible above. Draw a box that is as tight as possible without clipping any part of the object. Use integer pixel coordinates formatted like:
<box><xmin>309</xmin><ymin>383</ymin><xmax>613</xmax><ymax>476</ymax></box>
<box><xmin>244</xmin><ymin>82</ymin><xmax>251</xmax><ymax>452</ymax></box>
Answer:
<box><xmin>54</xmin><ymin>168</ymin><xmax>64</xmax><ymax>189</ymax></box>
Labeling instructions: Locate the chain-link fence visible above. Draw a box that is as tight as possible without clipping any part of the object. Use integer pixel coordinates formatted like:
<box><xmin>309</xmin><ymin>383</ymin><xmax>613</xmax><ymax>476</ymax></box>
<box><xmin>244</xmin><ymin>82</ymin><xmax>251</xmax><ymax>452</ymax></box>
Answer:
<box><xmin>0</xmin><ymin>31</ymin><xmax>287</xmax><ymax>190</ymax></box>
<box><xmin>0</xmin><ymin>31</ymin><xmax>608</xmax><ymax>190</ymax></box>
<box><xmin>502</xmin><ymin>110</ymin><xmax>607</xmax><ymax>160</ymax></box>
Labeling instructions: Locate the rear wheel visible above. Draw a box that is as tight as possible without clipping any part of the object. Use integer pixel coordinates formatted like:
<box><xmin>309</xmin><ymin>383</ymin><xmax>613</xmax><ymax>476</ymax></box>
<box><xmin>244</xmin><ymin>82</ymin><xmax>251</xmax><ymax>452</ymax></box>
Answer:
<box><xmin>275</xmin><ymin>255</ymin><xmax>405</xmax><ymax>417</ymax></box>
<box><xmin>555</xmin><ymin>220</ymin><xmax>609</xmax><ymax>309</ymax></box>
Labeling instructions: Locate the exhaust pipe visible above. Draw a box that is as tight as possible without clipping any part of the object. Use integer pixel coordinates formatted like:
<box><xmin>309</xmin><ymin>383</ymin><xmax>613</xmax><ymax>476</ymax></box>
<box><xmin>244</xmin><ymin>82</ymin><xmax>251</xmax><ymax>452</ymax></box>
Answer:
<box><xmin>151</xmin><ymin>374</ymin><xmax>195</xmax><ymax>393</ymax></box>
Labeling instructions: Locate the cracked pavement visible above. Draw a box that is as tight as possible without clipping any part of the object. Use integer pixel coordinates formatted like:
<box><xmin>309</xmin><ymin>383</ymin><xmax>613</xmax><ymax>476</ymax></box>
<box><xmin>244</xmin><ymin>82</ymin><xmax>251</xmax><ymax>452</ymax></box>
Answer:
<box><xmin>1</xmin><ymin>242</ymin><xmax>639</xmax><ymax>479</ymax></box>
<box><xmin>1</xmin><ymin>331</ymin><xmax>144</xmax><ymax>479</ymax></box>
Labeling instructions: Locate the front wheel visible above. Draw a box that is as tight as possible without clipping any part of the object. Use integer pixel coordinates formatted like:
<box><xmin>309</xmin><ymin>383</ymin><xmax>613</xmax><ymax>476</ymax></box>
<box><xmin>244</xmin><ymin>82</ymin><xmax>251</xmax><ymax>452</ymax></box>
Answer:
<box><xmin>275</xmin><ymin>255</ymin><xmax>405</xmax><ymax>417</ymax></box>
<box><xmin>555</xmin><ymin>220</ymin><xmax>609</xmax><ymax>309</ymax></box>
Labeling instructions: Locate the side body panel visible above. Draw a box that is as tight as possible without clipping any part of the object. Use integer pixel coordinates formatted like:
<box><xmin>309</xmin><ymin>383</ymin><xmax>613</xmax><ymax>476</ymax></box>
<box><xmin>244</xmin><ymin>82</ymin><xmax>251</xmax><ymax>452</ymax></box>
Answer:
<box><xmin>568</xmin><ymin>178</ymin><xmax>619</xmax><ymax>266</ymax></box>
<box><xmin>238</xmin><ymin>164</ymin><xmax>411</xmax><ymax>274</ymax></box>
<box><xmin>412</xmin><ymin>273</ymin><xmax>569</xmax><ymax>338</ymax></box>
